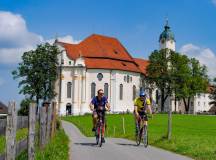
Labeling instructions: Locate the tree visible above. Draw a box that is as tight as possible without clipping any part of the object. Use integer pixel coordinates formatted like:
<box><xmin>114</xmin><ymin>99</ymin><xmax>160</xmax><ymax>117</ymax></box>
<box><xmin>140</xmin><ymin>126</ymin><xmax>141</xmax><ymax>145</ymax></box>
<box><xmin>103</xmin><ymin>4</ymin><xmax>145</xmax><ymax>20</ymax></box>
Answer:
<box><xmin>146</xmin><ymin>49</ymin><xmax>172</xmax><ymax>111</ymax></box>
<box><xmin>18</xmin><ymin>98</ymin><xmax>32</xmax><ymax>116</ymax></box>
<box><xmin>175</xmin><ymin>58</ymin><xmax>208</xmax><ymax>113</ymax></box>
<box><xmin>12</xmin><ymin>43</ymin><xmax>60</xmax><ymax>113</ymax></box>
<box><xmin>147</xmin><ymin>49</ymin><xmax>208</xmax><ymax>140</ymax></box>
<box><xmin>209</xmin><ymin>78</ymin><xmax>216</xmax><ymax>107</ymax></box>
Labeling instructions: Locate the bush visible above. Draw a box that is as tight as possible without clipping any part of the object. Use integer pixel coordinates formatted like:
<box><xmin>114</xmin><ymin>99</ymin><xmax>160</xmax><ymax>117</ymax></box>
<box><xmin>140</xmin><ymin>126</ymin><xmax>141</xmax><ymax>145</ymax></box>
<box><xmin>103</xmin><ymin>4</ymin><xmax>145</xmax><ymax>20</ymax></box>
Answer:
<box><xmin>56</xmin><ymin>118</ymin><xmax>61</xmax><ymax>130</ymax></box>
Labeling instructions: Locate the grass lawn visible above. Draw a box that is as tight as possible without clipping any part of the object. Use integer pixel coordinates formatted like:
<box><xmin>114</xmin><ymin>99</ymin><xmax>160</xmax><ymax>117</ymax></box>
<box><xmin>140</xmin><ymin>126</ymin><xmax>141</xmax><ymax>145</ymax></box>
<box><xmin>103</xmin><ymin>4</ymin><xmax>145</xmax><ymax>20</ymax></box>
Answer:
<box><xmin>16</xmin><ymin>128</ymin><xmax>69</xmax><ymax>160</ymax></box>
<box><xmin>62</xmin><ymin>114</ymin><xmax>216</xmax><ymax>160</ymax></box>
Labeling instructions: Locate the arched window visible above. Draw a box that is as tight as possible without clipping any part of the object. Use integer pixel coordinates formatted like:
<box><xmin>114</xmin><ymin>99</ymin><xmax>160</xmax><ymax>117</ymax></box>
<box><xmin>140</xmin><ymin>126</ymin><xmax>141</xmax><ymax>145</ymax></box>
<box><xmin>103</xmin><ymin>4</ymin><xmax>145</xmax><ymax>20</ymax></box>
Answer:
<box><xmin>127</xmin><ymin>75</ymin><xmax>130</xmax><ymax>83</ymax></box>
<box><xmin>91</xmin><ymin>82</ymin><xmax>96</xmax><ymax>98</ymax></box>
<box><xmin>133</xmin><ymin>85</ymin><xmax>136</xmax><ymax>100</ymax></box>
<box><xmin>67</xmin><ymin>82</ymin><xmax>72</xmax><ymax>98</ymax></box>
<box><xmin>104</xmin><ymin>83</ymin><xmax>109</xmax><ymax>98</ymax></box>
<box><xmin>156</xmin><ymin>90</ymin><xmax>159</xmax><ymax>104</ymax></box>
<box><xmin>120</xmin><ymin>84</ymin><xmax>123</xmax><ymax>100</ymax></box>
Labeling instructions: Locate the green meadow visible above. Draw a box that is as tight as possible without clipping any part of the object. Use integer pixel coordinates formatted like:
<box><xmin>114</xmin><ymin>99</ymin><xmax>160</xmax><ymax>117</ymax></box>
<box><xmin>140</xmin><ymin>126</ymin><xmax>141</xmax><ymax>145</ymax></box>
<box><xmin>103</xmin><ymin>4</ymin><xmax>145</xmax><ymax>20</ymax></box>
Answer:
<box><xmin>62</xmin><ymin>114</ymin><xmax>216</xmax><ymax>160</ymax></box>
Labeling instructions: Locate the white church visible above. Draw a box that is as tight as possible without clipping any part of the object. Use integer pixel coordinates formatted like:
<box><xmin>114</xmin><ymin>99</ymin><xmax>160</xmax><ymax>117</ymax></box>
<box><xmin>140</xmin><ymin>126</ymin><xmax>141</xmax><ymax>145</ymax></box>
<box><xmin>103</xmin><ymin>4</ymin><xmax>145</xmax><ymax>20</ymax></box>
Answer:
<box><xmin>54</xmin><ymin>22</ymin><xmax>213</xmax><ymax>115</ymax></box>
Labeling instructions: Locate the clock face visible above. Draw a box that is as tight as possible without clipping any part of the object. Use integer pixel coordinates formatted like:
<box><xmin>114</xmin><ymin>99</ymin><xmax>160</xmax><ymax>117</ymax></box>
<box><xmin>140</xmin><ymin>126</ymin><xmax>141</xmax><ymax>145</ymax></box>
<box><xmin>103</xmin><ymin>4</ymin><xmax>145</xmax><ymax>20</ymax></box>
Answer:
<box><xmin>97</xmin><ymin>73</ymin><xmax>103</xmax><ymax>81</ymax></box>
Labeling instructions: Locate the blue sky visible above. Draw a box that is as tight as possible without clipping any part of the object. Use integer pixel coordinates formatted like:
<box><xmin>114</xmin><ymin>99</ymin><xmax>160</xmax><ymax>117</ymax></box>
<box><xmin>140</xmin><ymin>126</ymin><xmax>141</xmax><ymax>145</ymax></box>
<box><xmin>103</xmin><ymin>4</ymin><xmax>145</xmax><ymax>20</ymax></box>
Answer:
<box><xmin>0</xmin><ymin>0</ymin><xmax>216</xmax><ymax>105</ymax></box>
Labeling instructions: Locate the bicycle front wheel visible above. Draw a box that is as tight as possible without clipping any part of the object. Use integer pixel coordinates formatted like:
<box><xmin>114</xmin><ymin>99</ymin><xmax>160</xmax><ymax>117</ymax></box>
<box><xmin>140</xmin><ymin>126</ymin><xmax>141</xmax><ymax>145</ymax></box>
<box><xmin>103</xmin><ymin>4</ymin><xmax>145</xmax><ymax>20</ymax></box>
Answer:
<box><xmin>143</xmin><ymin>125</ymin><xmax>148</xmax><ymax>148</ymax></box>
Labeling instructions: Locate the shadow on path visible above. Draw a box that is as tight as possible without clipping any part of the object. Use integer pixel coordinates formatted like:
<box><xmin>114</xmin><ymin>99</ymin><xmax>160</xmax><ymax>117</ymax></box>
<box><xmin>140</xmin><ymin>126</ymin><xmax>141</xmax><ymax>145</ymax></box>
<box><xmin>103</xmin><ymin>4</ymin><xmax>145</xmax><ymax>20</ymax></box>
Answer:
<box><xmin>116</xmin><ymin>143</ymin><xmax>138</xmax><ymax>147</ymax></box>
<box><xmin>74</xmin><ymin>142</ymin><xmax>97</xmax><ymax>147</ymax></box>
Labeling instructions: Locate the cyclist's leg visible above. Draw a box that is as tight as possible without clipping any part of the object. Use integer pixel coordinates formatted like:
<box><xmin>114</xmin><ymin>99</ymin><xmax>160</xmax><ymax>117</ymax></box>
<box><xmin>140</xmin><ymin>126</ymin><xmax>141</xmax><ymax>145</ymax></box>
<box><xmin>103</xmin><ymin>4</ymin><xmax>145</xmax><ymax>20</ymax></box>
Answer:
<box><xmin>133</xmin><ymin>111</ymin><xmax>140</xmax><ymax>135</ymax></box>
<box><xmin>143</xmin><ymin>113</ymin><xmax>148</xmax><ymax>126</ymax></box>
<box><xmin>101</xmin><ymin>113</ymin><xmax>106</xmax><ymax>143</ymax></box>
<box><xmin>92</xmin><ymin>110</ymin><xmax>98</xmax><ymax>131</ymax></box>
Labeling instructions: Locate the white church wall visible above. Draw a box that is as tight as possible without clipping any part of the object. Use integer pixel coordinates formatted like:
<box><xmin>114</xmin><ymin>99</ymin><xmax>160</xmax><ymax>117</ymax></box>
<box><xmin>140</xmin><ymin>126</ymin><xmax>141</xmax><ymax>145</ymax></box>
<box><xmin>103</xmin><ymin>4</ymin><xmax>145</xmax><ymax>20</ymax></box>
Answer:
<box><xmin>86</xmin><ymin>69</ymin><xmax>112</xmax><ymax>112</ymax></box>
<box><xmin>59</xmin><ymin>67</ymin><xmax>73</xmax><ymax>115</ymax></box>
<box><xmin>194</xmin><ymin>93</ymin><xmax>212</xmax><ymax>113</ymax></box>
<box><xmin>115</xmin><ymin>71</ymin><xmax>141</xmax><ymax>112</ymax></box>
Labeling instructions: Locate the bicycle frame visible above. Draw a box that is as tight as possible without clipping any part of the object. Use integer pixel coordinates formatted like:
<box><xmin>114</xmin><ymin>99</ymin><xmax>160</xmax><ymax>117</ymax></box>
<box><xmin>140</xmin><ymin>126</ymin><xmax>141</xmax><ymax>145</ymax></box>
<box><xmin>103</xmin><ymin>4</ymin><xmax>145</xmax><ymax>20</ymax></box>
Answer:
<box><xmin>136</xmin><ymin>114</ymin><xmax>148</xmax><ymax>147</ymax></box>
<box><xmin>95</xmin><ymin>110</ymin><xmax>105</xmax><ymax>147</ymax></box>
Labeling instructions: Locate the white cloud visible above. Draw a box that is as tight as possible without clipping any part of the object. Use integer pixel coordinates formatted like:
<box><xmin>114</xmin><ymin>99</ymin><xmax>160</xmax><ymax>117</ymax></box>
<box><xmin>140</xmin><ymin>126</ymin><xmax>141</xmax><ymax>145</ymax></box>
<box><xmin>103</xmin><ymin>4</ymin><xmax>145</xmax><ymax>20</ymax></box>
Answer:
<box><xmin>46</xmin><ymin>35</ymin><xmax>81</xmax><ymax>44</ymax></box>
<box><xmin>212</xmin><ymin>0</ymin><xmax>216</xmax><ymax>6</ymax></box>
<box><xmin>180</xmin><ymin>43</ymin><xmax>216</xmax><ymax>78</ymax></box>
<box><xmin>0</xmin><ymin>11</ymin><xmax>79</xmax><ymax>64</ymax></box>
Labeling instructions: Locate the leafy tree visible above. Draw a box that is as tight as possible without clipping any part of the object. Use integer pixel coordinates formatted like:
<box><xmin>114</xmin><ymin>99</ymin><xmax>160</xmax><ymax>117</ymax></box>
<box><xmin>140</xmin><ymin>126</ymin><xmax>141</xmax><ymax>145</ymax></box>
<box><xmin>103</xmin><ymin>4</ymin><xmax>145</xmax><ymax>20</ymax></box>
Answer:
<box><xmin>147</xmin><ymin>49</ymin><xmax>209</xmax><ymax>113</ymax></box>
<box><xmin>18</xmin><ymin>98</ymin><xmax>32</xmax><ymax>116</ymax></box>
<box><xmin>12</xmin><ymin>43</ymin><xmax>60</xmax><ymax>112</ymax></box>
<box><xmin>175</xmin><ymin>58</ymin><xmax>208</xmax><ymax>112</ymax></box>
<box><xmin>209</xmin><ymin>78</ymin><xmax>216</xmax><ymax>107</ymax></box>
<box><xmin>147</xmin><ymin>49</ymin><xmax>174</xmax><ymax>111</ymax></box>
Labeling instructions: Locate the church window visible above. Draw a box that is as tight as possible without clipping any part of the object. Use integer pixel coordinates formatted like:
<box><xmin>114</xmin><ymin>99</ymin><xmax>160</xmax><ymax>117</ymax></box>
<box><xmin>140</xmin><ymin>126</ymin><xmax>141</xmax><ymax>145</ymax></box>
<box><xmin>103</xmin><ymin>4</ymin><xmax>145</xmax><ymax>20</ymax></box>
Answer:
<box><xmin>104</xmin><ymin>83</ymin><xmax>109</xmax><ymax>98</ymax></box>
<box><xmin>127</xmin><ymin>75</ymin><xmax>130</xmax><ymax>83</ymax></box>
<box><xmin>97</xmin><ymin>73</ymin><xmax>103</xmax><ymax>81</ymax></box>
<box><xmin>91</xmin><ymin>82</ymin><xmax>96</xmax><ymax>98</ymax></box>
<box><xmin>124</xmin><ymin>76</ymin><xmax>127</xmax><ymax>82</ymax></box>
<box><xmin>156</xmin><ymin>90</ymin><xmax>159</xmax><ymax>104</ymax></box>
<box><xmin>69</xmin><ymin>61</ymin><xmax>71</xmax><ymax>65</ymax></box>
<box><xmin>133</xmin><ymin>85</ymin><xmax>136</xmax><ymax>100</ymax></box>
<box><xmin>120</xmin><ymin>84</ymin><xmax>123</xmax><ymax>100</ymax></box>
<box><xmin>67</xmin><ymin>82</ymin><xmax>72</xmax><ymax>98</ymax></box>
<box><xmin>130</xmin><ymin>77</ymin><xmax>132</xmax><ymax>82</ymax></box>
<box><xmin>61</xmin><ymin>59</ymin><xmax>64</xmax><ymax>65</ymax></box>
<box><xmin>113</xmin><ymin>49</ymin><xmax>118</xmax><ymax>54</ymax></box>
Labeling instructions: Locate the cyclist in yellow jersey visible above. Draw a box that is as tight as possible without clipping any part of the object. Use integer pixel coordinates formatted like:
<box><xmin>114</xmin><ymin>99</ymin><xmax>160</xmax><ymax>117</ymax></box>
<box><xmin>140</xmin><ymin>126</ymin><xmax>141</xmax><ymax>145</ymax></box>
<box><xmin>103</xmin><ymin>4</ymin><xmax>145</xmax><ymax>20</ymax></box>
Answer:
<box><xmin>134</xmin><ymin>91</ymin><xmax>152</xmax><ymax>136</ymax></box>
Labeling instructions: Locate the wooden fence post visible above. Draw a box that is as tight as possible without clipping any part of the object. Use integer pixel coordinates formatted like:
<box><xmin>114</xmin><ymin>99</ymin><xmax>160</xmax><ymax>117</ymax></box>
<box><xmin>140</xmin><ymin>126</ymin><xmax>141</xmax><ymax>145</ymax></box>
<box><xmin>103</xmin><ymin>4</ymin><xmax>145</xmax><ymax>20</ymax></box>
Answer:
<box><xmin>46</xmin><ymin>106</ymin><xmax>52</xmax><ymax>142</ymax></box>
<box><xmin>28</xmin><ymin>103</ymin><xmax>36</xmax><ymax>160</ymax></box>
<box><xmin>51</xmin><ymin>102</ymin><xmax>57</xmax><ymax>138</ymax></box>
<box><xmin>122</xmin><ymin>117</ymin><xmax>125</xmax><ymax>135</ymax></box>
<box><xmin>6</xmin><ymin>101</ymin><xmax>17</xmax><ymax>160</ymax></box>
<box><xmin>39</xmin><ymin>107</ymin><xmax>47</xmax><ymax>149</ymax></box>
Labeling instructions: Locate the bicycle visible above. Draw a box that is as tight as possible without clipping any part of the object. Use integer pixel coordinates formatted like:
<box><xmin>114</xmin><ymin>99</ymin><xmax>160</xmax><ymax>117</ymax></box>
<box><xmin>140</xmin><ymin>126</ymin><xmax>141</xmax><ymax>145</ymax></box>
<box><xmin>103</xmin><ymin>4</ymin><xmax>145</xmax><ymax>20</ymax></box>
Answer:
<box><xmin>135</xmin><ymin>112</ymin><xmax>149</xmax><ymax>148</ymax></box>
<box><xmin>95</xmin><ymin>106</ymin><xmax>105</xmax><ymax>147</ymax></box>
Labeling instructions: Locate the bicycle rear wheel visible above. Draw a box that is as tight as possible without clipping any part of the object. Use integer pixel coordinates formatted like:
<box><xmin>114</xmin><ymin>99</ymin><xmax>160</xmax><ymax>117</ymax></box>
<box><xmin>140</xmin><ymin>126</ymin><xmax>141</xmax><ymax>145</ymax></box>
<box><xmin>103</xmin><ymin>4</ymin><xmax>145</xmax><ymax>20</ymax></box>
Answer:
<box><xmin>99</xmin><ymin>125</ymin><xmax>103</xmax><ymax>147</ymax></box>
<box><xmin>135</xmin><ymin>127</ymin><xmax>141</xmax><ymax>146</ymax></box>
<box><xmin>143</xmin><ymin>125</ymin><xmax>148</xmax><ymax>148</ymax></box>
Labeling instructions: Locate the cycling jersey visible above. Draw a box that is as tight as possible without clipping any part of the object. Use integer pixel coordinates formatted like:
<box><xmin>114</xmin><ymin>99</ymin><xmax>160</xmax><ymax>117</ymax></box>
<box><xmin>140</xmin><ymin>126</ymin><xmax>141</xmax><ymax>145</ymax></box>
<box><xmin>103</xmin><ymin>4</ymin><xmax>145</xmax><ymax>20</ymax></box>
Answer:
<box><xmin>91</xmin><ymin>96</ymin><xmax>108</xmax><ymax>110</ymax></box>
<box><xmin>134</xmin><ymin>97</ymin><xmax>151</xmax><ymax>112</ymax></box>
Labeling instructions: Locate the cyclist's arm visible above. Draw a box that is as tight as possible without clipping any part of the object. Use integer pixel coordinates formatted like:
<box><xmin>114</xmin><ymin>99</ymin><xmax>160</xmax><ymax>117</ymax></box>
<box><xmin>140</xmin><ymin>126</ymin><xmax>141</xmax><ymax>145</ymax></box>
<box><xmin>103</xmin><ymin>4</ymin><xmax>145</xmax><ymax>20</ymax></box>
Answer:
<box><xmin>89</xmin><ymin>103</ymin><xmax>94</xmax><ymax>111</ymax></box>
<box><xmin>105</xmin><ymin>103</ymin><xmax>111</xmax><ymax>111</ymax></box>
<box><xmin>146</xmin><ymin>104</ymin><xmax>152</xmax><ymax>115</ymax></box>
<box><xmin>134</xmin><ymin>105</ymin><xmax>139</xmax><ymax>117</ymax></box>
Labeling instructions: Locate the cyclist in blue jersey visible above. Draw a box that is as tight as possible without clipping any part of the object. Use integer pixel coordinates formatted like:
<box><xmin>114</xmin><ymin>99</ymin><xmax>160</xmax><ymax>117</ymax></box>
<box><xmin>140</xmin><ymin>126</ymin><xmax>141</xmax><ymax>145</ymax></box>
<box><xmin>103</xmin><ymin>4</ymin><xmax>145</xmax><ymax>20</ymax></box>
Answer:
<box><xmin>89</xmin><ymin>89</ymin><xmax>110</xmax><ymax>143</ymax></box>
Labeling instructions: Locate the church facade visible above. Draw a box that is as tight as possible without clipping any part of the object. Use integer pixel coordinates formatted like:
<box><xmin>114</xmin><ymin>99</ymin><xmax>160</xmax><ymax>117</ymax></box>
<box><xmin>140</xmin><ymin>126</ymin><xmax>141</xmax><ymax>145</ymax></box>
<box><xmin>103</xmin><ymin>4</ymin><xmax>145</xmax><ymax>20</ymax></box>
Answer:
<box><xmin>54</xmin><ymin>22</ymin><xmax>212</xmax><ymax>115</ymax></box>
<box><xmin>54</xmin><ymin>34</ymin><xmax>150</xmax><ymax>115</ymax></box>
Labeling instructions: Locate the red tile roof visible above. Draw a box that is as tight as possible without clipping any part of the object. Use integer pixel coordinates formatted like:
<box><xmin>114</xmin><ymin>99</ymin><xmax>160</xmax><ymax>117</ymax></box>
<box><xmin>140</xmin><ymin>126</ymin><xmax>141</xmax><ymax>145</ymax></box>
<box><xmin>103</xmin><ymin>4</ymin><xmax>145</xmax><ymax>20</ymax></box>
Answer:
<box><xmin>85</xmin><ymin>58</ymin><xmax>141</xmax><ymax>73</ymax></box>
<box><xmin>133</xmin><ymin>58</ymin><xmax>149</xmax><ymax>75</ymax></box>
<box><xmin>57</xmin><ymin>34</ymin><xmax>149</xmax><ymax>74</ymax></box>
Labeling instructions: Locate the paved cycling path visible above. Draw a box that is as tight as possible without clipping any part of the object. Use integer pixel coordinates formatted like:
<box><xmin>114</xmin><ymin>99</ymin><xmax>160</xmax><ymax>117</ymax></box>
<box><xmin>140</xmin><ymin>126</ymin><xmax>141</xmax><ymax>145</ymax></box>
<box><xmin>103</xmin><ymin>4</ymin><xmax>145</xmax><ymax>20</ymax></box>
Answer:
<box><xmin>62</xmin><ymin>121</ymin><xmax>193</xmax><ymax>160</ymax></box>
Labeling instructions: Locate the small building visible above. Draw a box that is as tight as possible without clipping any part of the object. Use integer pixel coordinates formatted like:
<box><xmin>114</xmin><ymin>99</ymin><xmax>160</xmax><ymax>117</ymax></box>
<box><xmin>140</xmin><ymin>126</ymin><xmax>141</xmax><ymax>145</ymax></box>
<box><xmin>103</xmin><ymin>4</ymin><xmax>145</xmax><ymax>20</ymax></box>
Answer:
<box><xmin>0</xmin><ymin>101</ymin><xmax>8</xmax><ymax>115</ymax></box>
